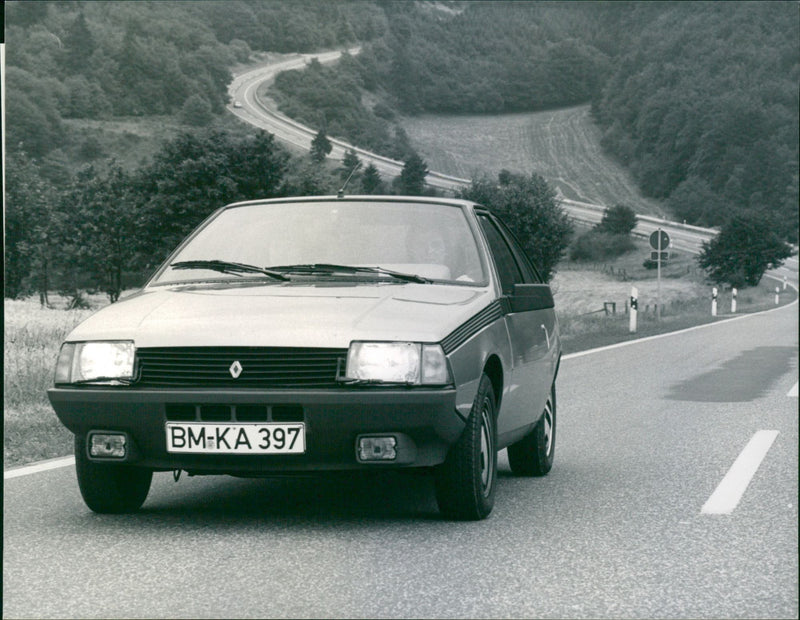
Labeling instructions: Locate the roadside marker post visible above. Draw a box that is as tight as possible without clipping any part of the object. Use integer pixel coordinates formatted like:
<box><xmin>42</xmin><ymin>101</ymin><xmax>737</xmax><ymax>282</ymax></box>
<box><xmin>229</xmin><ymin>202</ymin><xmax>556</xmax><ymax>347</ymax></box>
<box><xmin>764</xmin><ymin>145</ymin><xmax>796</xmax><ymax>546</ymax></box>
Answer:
<box><xmin>712</xmin><ymin>287</ymin><xmax>718</xmax><ymax>316</ymax></box>
<box><xmin>731</xmin><ymin>288</ymin><xmax>737</xmax><ymax>314</ymax></box>
<box><xmin>649</xmin><ymin>229</ymin><xmax>670</xmax><ymax>323</ymax></box>
<box><xmin>629</xmin><ymin>286</ymin><xmax>638</xmax><ymax>333</ymax></box>
<box><xmin>784</xmin><ymin>276</ymin><xmax>788</xmax><ymax>290</ymax></box>
<box><xmin>775</xmin><ymin>287</ymin><xmax>780</xmax><ymax>305</ymax></box>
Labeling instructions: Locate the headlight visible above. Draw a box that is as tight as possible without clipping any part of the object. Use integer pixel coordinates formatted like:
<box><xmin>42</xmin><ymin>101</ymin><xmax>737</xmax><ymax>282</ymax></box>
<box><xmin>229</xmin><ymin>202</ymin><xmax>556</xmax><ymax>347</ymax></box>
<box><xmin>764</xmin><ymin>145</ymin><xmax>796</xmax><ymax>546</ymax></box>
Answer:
<box><xmin>54</xmin><ymin>341</ymin><xmax>135</xmax><ymax>385</ymax></box>
<box><xmin>342</xmin><ymin>342</ymin><xmax>451</xmax><ymax>385</ymax></box>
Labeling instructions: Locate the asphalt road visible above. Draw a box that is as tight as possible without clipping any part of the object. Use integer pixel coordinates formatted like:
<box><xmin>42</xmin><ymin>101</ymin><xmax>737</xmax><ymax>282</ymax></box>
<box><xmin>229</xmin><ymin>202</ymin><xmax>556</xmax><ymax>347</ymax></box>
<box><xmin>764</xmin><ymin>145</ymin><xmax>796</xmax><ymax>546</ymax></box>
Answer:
<box><xmin>4</xmin><ymin>297</ymin><xmax>797</xmax><ymax>619</ymax></box>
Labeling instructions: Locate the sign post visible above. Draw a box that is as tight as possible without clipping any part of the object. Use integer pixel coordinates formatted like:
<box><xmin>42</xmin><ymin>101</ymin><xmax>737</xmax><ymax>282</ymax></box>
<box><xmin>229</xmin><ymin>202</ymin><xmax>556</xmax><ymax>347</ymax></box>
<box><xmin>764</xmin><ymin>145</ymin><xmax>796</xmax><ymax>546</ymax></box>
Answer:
<box><xmin>649</xmin><ymin>229</ymin><xmax>670</xmax><ymax>322</ymax></box>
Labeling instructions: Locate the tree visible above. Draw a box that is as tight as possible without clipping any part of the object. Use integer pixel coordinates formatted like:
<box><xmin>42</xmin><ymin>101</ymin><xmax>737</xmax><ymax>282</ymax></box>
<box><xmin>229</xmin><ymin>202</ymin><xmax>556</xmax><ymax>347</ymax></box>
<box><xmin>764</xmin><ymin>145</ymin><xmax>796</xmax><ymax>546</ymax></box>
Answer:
<box><xmin>180</xmin><ymin>95</ymin><xmax>214</xmax><ymax>127</ymax></box>
<box><xmin>361</xmin><ymin>163</ymin><xmax>384</xmax><ymax>194</ymax></box>
<box><xmin>61</xmin><ymin>12</ymin><xmax>95</xmax><ymax>74</ymax></box>
<box><xmin>597</xmin><ymin>204</ymin><xmax>637</xmax><ymax>235</ymax></box>
<box><xmin>462</xmin><ymin>172</ymin><xmax>573</xmax><ymax>281</ymax></box>
<box><xmin>396</xmin><ymin>152</ymin><xmax>428</xmax><ymax>195</ymax></box>
<box><xmin>136</xmin><ymin>129</ymin><xmax>288</xmax><ymax>269</ymax></box>
<box><xmin>310</xmin><ymin>128</ymin><xmax>332</xmax><ymax>163</ymax></box>
<box><xmin>63</xmin><ymin>165</ymin><xmax>140</xmax><ymax>302</ymax></box>
<box><xmin>697</xmin><ymin>213</ymin><xmax>794</xmax><ymax>288</ymax></box>
<box><xmin>4</xmin><ymin>151</ymin><xmax>56</xmax><ymax>300</ymax></box>
<box><xmin>340</xmin><ymin>148</ymin><xmax>361</xmax><ymax>180</ymax></box>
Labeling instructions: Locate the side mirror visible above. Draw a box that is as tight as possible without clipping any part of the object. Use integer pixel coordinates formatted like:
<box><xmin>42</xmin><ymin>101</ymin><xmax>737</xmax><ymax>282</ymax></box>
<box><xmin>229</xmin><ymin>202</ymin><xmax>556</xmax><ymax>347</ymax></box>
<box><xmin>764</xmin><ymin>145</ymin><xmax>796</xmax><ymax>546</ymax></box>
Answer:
<box><xmin>510</xmin><ymin>283</ymin><xmax>554</xmax><ymax>312</ymax></box>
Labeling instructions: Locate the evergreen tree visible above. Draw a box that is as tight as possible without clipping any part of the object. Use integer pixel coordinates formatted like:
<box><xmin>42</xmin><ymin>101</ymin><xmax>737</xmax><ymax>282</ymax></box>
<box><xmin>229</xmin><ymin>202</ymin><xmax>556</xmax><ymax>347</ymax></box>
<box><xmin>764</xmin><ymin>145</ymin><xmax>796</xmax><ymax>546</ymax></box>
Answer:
<box><xmin>396</xmin><ymin>153</ymin><xmax>428</xmax><ymax>195</ymax></box>
<box><xmin>61</xmin><ymin>12</ymin><xmax>95</xmax><ymax>75</ymax></box>
<box><xmin>341</xmin><ymin>148</ymin><xmax>361</xmax><ymax>179</ymax></box>
<box><xmin>361</xmin><ymin>163</ymin><xmax>384</xmax><ymax>194</ymax></box>
<box><xmin>310</xmin><ymin>129</ymin><xmax>332</xmax><ymax>163</ymax></box>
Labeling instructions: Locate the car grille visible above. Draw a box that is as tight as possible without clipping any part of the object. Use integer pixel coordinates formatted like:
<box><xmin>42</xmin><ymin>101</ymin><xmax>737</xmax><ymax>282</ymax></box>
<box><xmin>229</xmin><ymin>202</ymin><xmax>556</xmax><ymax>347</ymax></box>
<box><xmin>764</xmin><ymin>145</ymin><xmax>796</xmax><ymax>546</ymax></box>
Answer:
<box><xmin>164</xmin><ymin>403</ymin><xmax>304</xmax><ymax>422</ymax></box>
<box><xmin>134</xmin><ymin>347</ymin><xmax>347</xmax><ymax>388</ymax></box>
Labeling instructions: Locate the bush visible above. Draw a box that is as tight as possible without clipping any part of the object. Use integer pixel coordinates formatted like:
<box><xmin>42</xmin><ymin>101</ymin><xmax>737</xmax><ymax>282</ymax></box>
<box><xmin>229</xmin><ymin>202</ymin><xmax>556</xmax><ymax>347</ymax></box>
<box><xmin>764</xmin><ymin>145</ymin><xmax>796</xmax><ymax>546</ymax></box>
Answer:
<box><xmin>570</xmin><ymin>230</ymin><xmax>636</xmax><ymax>262</ymax></box>
<box><xmin>180</xmin><ymin>95</ymin><xmax>214</xmax><ymax>127</ymax></box>
<box><xmin>597</xmin><ymin>204</ymin><xmax>637</xmax><ymax>235</ymax></box>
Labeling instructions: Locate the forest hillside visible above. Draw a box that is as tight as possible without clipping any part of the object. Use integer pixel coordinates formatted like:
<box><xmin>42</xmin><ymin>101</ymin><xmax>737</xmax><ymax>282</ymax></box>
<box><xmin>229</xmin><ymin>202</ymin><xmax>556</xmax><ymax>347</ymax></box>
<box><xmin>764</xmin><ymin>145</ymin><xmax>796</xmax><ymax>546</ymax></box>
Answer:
<box><xmin>5</xmin><ymin>1</ymin><xmax>799</xmax><ymax>241</ymax></box>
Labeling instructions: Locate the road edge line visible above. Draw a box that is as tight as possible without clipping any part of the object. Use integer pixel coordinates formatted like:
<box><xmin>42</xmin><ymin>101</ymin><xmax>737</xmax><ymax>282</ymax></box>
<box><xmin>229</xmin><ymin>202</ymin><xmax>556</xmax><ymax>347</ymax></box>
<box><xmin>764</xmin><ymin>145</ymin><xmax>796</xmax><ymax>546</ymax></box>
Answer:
<box><xmin>4</xmin><ymin>456</ymin><xmax>75</xmax><ymax>480</ymax></box>
<box><xmin>563</xmin><ymin>292</ymin><xmax>798</xmax><ymax>361</ymax></box>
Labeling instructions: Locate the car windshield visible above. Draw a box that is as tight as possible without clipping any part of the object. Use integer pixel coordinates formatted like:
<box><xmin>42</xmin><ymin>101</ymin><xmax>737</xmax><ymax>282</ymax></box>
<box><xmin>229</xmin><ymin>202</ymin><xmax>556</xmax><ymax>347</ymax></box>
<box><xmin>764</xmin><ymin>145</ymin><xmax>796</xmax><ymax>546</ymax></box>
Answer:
<box><xmin>151</xmin><ymin>200</ymin><xmax>487</xmax><ymax>286</ymax></box>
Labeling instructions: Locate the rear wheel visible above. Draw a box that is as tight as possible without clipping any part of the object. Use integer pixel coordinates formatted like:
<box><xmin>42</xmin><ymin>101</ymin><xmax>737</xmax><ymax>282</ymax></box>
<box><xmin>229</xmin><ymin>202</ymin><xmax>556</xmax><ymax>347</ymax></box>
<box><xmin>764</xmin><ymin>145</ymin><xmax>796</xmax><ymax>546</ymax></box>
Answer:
<box><xmin>74</xmin><ymin>435</ymin><xmax>152</xmax><ymax>513</ymax></box>
<box><xmin>435</xmin><ymin>374</ymin><xmax>497</xmax><ymax>520</ymax></box>
<box><xmin>507</xmin><ymin>383</ymin><xmax>556</xmax><ymax>476</ymax></box>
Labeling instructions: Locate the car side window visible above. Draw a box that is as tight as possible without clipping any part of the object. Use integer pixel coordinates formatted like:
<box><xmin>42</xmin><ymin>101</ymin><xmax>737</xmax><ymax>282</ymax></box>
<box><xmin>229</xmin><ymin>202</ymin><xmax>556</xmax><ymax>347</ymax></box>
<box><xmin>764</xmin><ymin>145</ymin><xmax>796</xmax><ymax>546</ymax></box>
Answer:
<box><xmin>478</xmin><ymin>214</ymin><xmax>524</xmax><ymax>294</ymax></box>
<box><xmin>491</xmin><ymin>216</ymin><xmax>544</xmax><ymax>284</ymax></box>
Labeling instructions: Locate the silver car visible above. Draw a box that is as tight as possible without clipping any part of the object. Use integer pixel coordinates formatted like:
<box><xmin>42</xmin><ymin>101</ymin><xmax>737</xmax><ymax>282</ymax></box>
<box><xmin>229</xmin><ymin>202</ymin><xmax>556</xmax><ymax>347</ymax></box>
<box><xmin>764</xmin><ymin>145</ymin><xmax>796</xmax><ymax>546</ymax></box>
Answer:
<box><xmin>49</xmin><ymin>196</ymin><xmax>561</xmax><ymax>520</ymax></box>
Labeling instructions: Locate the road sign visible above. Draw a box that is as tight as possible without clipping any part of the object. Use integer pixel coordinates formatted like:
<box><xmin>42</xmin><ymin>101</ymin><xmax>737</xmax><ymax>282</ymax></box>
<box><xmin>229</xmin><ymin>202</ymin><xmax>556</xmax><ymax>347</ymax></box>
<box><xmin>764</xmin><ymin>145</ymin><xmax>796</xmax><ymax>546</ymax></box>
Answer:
<box><xmin>651</xmin><ymin>251</ymin><xmax>669</xmax><ymax>261</ymax></box>
<box><xmin>649</xmin><ymin>230</ymin><xmax>670</xmax><ymax>250</ymax></box>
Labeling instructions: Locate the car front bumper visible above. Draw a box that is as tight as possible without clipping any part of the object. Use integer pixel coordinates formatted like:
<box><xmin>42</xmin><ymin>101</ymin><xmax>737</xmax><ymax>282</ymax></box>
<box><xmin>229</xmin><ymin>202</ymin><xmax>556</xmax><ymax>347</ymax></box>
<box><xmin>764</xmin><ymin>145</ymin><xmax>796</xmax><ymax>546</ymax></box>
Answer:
<box><xmin>48</xmin><ymin>387</ymin><xmax>464</xmax><ymax>474</ymax></box>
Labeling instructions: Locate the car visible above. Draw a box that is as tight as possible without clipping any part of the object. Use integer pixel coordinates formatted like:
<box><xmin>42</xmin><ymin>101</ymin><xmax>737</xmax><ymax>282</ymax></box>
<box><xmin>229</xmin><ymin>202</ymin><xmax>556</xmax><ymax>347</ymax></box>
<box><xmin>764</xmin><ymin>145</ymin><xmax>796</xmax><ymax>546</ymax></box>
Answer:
<box><xmin>233</xmin><ymin>100</ymin><xmax>242</xmax><ymax>108</ymax></box>
<box><xmin>49</xmin><ymin>195</ymin><xmax>561</xmax><ymax>520</ymax></box>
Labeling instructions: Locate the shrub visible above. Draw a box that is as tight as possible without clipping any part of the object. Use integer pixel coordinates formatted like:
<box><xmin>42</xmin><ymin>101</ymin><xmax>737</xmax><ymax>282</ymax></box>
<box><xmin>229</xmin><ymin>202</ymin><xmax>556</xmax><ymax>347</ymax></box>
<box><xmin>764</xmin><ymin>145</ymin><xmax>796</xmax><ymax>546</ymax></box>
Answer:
<box><xmin>570</xmin><ymin>230</ymin><xmax>636</xmax><ymax>262</ymax></box>
<box><xmin>597</xmin><ymin>204</ymin><xmax>637</xmax><ymax>235</ymax></box>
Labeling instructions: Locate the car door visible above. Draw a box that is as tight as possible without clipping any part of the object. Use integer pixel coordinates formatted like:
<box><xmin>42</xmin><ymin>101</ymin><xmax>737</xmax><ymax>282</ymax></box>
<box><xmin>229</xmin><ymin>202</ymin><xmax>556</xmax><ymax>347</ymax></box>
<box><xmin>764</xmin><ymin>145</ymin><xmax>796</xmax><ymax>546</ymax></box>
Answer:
<box><xmin>476</xmin><ymin>212</ymin><xmax>556</xmax><ymax>440</ymax></box>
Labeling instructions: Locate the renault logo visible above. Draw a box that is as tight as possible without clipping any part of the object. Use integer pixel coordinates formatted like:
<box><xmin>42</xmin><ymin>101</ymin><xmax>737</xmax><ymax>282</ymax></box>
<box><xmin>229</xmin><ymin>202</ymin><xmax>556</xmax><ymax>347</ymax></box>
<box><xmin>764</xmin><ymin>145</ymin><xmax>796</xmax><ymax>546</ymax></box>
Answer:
<box><xmin>229</xmin><ymin>360</ymin><xmax>243</xmax><ymax>379</ymax></box>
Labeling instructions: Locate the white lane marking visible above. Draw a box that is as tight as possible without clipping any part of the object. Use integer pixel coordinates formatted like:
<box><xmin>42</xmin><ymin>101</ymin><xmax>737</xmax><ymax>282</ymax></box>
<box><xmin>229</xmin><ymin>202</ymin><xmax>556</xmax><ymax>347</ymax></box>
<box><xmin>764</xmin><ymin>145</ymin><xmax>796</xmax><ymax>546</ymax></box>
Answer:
<box><xmin>701</xmin><ymin>430</ymin><xmax>779</xmax><ymax>515</ymax></box>
<box><xmin>4</xmin><ymin>456</ymin><xmax>75</xmax><ymax>480</ymax></box>
<box><xmin>788</xmin><ymin>382</ymin><xmax>798</xmax><ymax>397</ymax></box>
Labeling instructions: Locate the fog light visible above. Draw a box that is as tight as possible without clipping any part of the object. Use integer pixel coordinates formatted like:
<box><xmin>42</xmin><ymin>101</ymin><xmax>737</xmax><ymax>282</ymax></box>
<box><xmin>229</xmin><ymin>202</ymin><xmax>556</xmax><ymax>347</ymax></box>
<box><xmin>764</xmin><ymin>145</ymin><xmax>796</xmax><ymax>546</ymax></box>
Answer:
<box><xmin>89</xmin><ymin>433</ymin><xmax>127</xmax><ymax>458</ymax></box>
<box><xmin>358</xmin><ymin>436</ymin><xmax>397</xmax><ymax>461</ymax></box>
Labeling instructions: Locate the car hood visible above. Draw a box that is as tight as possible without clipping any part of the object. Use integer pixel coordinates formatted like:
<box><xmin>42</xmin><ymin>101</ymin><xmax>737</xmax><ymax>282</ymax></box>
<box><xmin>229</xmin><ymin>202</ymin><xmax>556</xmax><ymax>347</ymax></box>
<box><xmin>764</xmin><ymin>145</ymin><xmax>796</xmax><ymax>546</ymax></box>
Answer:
<box><xmin>66</xmin><ymin>283</ymin><xmax>496</xmax><ymax>348</ymax></box>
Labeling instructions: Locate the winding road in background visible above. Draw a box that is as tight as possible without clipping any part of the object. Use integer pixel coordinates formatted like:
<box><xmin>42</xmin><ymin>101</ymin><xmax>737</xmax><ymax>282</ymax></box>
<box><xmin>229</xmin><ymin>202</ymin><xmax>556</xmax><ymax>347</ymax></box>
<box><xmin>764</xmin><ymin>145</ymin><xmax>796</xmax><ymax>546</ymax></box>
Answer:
<box><xmin>4</xmin><ymin>48</ymin><xmax>797</xmax><ymax>619</ymax></box>
<box><xmin>226</xmin><ymin>48</ymin><xmax>798</xmax><ymax>281</ymax></box>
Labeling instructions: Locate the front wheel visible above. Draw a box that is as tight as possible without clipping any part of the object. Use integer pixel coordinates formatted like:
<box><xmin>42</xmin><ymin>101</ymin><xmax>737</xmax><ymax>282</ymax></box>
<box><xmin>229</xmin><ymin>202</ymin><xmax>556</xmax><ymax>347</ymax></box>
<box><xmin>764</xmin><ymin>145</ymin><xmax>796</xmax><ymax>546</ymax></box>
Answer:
<box><xmin>74</xmin><ymin>435</ymin><xmax>152</xmax><ymax>513</ymax></box>
<box><xmin>435</xmin><ymin>374</ymin><xmax>497</xmax><ymax>520</ymax></box>
<box><xmin>507</xmin><ymin>383</ymin><xmax>556</xmax><ymax>477</ymax></box>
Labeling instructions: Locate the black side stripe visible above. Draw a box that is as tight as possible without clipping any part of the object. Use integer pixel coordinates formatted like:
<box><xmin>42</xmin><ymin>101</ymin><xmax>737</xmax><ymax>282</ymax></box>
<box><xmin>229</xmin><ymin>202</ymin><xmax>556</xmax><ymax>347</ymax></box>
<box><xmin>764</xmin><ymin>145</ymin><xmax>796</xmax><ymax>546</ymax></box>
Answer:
<box><xmin>441</xmin><ymin>299</ymin><xmax>507</xmax><ymax>354</ymax></box>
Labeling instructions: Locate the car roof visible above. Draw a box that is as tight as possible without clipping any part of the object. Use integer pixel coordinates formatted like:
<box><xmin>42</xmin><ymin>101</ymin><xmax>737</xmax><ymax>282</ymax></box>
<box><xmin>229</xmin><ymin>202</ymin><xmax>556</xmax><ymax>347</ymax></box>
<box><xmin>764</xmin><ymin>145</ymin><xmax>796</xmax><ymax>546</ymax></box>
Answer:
<box><xmin>224</xmin><ymin>195</ymin><xmax>482</xmax><ymax>210</ymax></box>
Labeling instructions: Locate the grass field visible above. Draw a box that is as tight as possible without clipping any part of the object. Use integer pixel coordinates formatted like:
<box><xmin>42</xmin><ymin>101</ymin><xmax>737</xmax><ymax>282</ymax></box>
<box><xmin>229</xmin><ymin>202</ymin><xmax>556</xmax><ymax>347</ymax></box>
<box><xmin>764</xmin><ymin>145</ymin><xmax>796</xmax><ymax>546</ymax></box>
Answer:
<box><xmin>5</xmin><ymin>263</ymin><xmax>795</xmax><ymax>470</ymax></box>
<box><xmin>3</xmin><ymin>297</ymin><xmax>99</xmax><ymax>468</ymax></box>
<box><xmin>401</xmin><ymin>104</ymin><xmax>667</xmax><ymax>216</ymax></box>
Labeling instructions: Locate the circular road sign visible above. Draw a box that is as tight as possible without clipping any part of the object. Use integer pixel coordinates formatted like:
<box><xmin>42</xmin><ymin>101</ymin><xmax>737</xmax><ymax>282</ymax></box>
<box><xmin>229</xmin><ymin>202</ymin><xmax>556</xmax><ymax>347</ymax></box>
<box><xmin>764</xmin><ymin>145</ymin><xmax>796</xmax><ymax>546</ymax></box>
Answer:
<box><xmin>649</xmin><ymin>230</ymin><xmax>670</xmax><ymax>250</ymax></box>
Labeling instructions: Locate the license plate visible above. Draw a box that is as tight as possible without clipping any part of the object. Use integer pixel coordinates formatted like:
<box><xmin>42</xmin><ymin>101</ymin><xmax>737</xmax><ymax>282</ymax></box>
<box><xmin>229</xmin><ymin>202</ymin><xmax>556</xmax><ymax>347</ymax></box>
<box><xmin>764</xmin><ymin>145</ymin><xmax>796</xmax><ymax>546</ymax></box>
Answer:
<box><xmin>166</xmin><ymin>423</ymin><xmax>305</xmax><ymax>454</ymax></box>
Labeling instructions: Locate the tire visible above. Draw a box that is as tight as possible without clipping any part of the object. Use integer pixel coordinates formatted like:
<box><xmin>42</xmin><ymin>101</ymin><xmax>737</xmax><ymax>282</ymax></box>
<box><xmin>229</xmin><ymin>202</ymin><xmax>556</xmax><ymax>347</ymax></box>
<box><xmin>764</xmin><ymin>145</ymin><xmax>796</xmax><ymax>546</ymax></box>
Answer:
<box><xmin>74</xmin><ymin>435</ymin><xmax>152</xmax><ymax>514</ymax></box>
<box><xmin>507</xmin><ymin>383</ymin><xmax>556</xmax><ymax>477</ymax></box>
<box><xmin>435</xmin><ymin>373</ymin><xmax>497</xmax><ymax>520</ymax></box>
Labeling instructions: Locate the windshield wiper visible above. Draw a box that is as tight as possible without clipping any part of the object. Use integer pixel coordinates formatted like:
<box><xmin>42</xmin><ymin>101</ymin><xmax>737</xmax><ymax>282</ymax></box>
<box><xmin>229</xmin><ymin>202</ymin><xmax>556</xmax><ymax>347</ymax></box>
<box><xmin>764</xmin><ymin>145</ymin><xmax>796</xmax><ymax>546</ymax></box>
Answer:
<box><xmin>268</xmin><ymin>263</ymin><xmax>431</xmax><ymax>284</ymax></box>
<box><xmin>170</xmin><ymin>260</ymin><xmax>289</xmax><ymax>281</ymax></box>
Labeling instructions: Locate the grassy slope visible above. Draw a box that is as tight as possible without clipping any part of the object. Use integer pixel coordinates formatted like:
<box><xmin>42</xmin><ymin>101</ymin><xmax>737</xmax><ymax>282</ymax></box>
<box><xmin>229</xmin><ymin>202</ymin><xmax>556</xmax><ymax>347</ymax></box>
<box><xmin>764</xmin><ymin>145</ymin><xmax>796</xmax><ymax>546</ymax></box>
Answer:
<box><xmin>401</xmin><ymin>104</ymin><xmax>667</xmax><ymax>216</ymax></box>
